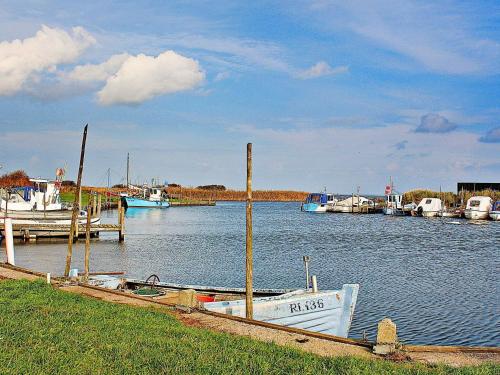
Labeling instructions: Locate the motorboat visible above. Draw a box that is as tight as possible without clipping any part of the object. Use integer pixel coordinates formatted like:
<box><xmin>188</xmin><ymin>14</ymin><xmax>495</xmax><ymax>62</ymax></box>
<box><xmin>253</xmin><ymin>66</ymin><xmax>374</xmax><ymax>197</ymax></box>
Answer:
<box><xmin>464</xmin><ymin>196</ymin><xmax>493</xmax><ymax>220</ymax></box>
<box><xmin>123</xmin><ymin>187</ymin><xmax>170</xmax><ymax>208</ymax></box>
<box><xmin>414</xmin><ymin>198</ymin><xmax>442</xmax><ymax>217</ymax></box>
<box><xmin>489</xmin><ymin>201</ymin><xmax>500</xmax><ymax>221</ymax></box>
<box><xmin>302</xmin><ymin>193</ymin><xmax>336</xmax><ymax>213</ymax></box>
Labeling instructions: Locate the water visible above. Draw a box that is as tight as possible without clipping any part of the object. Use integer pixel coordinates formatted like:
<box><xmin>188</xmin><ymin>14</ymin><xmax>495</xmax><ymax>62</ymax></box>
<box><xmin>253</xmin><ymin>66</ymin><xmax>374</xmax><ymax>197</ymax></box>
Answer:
<box><xmin>9</xmin><ymin>202</ymin><xmax>500</xmax><ymax>346</ymax></box>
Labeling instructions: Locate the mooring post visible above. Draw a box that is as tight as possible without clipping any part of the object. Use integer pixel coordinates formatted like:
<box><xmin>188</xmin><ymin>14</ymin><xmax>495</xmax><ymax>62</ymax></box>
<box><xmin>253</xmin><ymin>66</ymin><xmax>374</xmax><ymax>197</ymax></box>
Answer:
<box><xmin>119</xmin><ymin>207</ymin><xmax>125</xmax><ymax>241</ymax></box>
<box><xmin>84</xmin><ymin>197</ymin><xmax>92</xmax><ymax>281</ymax></box>
<box><xmin>246</xmin><ymin>142</ymin><xmax>253</xmax><ymax>319</ymax></box>
<box><xmin>65</xmin><ymin>124</ymin><xmax>88</xmax><ymax>277</ymax></box>
<box><xmin>5</xmin><ymin>218</ymin><xmax>15</xmax><ymax>265</ymax></box>
<box><xmin>97</xmin><ymin>193</ymin><xmax>102</xmax><ymax>218</ymax></box>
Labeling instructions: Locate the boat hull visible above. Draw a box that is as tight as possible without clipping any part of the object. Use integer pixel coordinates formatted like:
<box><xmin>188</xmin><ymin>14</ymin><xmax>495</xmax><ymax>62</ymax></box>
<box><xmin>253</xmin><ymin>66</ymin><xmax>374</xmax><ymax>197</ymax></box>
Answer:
<box><xmin>464</xmin><ymin>209</ymin><xmax>489</xmax><ymax>220</ymax></box>
<box><xmin>422</xmin><ymin>211</ymin><xmax>439</xmax><ymax>217</ymax></box>
<box><xmin>204</xmin><ymin>284</ymin><xmax>359</xmax><ymax>338</ymax></box>
<box><xmin>383</xmin><ymin>207</ymin><xmax>405</xmax><ymax>216</ymax></box>
<box><xmin>302</xmin><ymin>203</ymin><xmax>328</xmax><ymax>213</ymax></box>
<box><xmin>123</xmin><ymin>197</ymin><xmax>170</xmax><ymax>208</ymax></box>
<box><xmin>489</xmin><ymin>211</ymin><xmax>500</xmax><ymax>221</ymax></box>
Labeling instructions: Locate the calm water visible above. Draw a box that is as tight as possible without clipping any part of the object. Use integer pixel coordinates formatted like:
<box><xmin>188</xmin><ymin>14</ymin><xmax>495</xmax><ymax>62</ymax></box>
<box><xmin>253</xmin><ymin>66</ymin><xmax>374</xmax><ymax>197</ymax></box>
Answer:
<box><xmin>8</xmin><ymin>202</ymin><xmax>500</xmax><ymax>346</ymax></box>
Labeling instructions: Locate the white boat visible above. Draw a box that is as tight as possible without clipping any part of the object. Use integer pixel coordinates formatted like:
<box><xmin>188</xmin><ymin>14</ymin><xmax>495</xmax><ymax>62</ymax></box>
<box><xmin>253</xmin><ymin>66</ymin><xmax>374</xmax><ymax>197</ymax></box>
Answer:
<box><xmin>1</xmin><ymin>179</ymin><xmax>64</xmax><ymax>212</ymax></box>
<box><xmin>94</xmin><ymin>275</ymin><xmax>359</xmax><ymax>338</ymax></box>
<box><xmin>415</xmin><ymin>198</ymin><xmax>442</xmax><ymax>217</ymax></box>
<box><xmin>204</xmin><ymin>284</ymin><xmax>359</xmax><ymax>337</ymax></box>
<box><xmin>302</xmin><ymin>193</ymin><xmax>336</xmax><ymax>213</ymax></box>
<box><xmin>383</xmin><ymin>178</ymin><xmax>405</xmax><ymax>216</ymax></box>
<box><xmin>464</xmin><ymin>196</ymin><xmax>493</xmax><ymax>220</ymax></box>
<box><xmin>332</xmin><ymin>196</ymin><xmax>374</xmax><ymax>213</ymax></box>
<box><xmin>489</xmin><ymin>201</ymin><xmax>500</xmax><ymax>221</ymax></box>
<box><xmin>438</xmin><ymin>208</ymin><xmax>461</xmax><ymax>218</ymax></box>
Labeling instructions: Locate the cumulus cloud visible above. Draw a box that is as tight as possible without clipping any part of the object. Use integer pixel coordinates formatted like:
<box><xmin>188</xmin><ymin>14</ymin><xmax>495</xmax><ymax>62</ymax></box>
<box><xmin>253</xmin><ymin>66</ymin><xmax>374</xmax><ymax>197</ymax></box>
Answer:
<box><xmin>479</xmin><ymin>127</ymin><xmax>500</xmax><ymax>143</ymax></box>
<box><xmin>415</xmin><ymin>113</ymin><xmax>457</xmax><ymax>133</ymax></box>
<box><xmin>67</xmin><ymin>53</ymin><xmax>130</xmax><ymax>82</ymax></box>
<box><xmin>96</xmin><ymin>51</ymin><xmax>205</xmax><ymax>105</ymax></box>
<box><xmin>0</xmin><ymin>25</ymin><xmax>95</xmax><ymax>95</ymax></box>
<box><xmin>296</xmin><ymin>61</ymin><xmax>348</xmax><ymax>79</ymax></box>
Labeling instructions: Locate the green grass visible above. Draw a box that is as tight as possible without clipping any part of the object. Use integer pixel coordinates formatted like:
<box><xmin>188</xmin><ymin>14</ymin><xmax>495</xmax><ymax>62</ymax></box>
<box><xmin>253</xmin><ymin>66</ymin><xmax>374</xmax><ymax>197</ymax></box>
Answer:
<box><xmin>0</xmin><ymin>280</ymin><xmax>496</xmax><ymax>374</ymax></box>
<box><xmin>60</xmin><ymin>192</ymin><xmax>119</xmax><ymax>207</ymax></box>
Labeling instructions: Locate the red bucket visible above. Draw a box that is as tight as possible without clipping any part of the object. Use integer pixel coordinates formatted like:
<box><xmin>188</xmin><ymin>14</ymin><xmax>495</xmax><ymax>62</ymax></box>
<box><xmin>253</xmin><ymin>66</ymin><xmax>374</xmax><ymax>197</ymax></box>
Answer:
<box><xmin>196</xmin><ymin>295</ymin><xmax>215</xmax><ymax>303</ymax></box>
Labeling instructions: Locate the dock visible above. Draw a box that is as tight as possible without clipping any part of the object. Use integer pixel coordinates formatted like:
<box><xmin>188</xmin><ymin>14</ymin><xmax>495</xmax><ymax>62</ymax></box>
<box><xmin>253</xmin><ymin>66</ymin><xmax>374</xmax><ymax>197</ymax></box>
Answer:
<box><xmin>0</xmin><ymin>222</ymin><xmax>124</xmax><ymax>240</ymax></box>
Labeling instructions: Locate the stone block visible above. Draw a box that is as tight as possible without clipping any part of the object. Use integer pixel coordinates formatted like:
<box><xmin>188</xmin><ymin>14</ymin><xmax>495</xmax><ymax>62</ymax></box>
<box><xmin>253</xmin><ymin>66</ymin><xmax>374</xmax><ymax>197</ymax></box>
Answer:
<box><xmin>376</xmin><ymin>318</ymin><xmax>397</xmax><ymax>345</ymax></box>
<box><xmin>178</xmin><ymin>289</ymin><xmax>197</xmax><ymax>308</ymax></box>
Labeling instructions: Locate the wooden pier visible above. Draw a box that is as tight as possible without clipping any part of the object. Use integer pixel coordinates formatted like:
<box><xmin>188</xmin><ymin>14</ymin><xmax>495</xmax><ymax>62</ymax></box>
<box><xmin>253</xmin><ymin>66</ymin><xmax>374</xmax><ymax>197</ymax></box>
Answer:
<box><xmin>0</xmin><ymin>222</ymin><xmax>122</xmax><ymax>240</ymax></box>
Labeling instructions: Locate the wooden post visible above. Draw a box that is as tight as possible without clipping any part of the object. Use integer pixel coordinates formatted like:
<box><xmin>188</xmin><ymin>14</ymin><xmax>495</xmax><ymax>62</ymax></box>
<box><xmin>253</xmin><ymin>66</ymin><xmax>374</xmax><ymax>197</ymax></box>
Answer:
<box><xmin>84</xmin><ymin>197</ymin><xmax>92</xmax><ymax>281</ymax></box>
<box><xmin>119</xmin><ymin>207</ymin><xmax>125</xmax><ymax>241</ymax></box>
<box><xmin>97</xmin><ymin>193</ymin><xmax>102</xmax><ymax>218</ymax></box>
<box><xmin>245</xmin><ymin>143</ymin><xmax>253</xmax><ymax>319</ymax></box>
<box><xmin>65</xmin><ymin>124</ymin><xmax>88</xmax><ymax>277</ymax></box>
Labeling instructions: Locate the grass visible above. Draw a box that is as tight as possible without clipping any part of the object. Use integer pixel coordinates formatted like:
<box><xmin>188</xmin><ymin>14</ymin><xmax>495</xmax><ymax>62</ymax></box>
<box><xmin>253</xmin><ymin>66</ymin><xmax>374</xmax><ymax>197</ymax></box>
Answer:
<box><xmin>60</xmin><ymin>191</ymin><xmax>120</xmax><ymax>207</ymax></box>
<box><xmin>0</xmin><ymin>280</ymin><xmax>497</xmax><ymax>374</ymax></box>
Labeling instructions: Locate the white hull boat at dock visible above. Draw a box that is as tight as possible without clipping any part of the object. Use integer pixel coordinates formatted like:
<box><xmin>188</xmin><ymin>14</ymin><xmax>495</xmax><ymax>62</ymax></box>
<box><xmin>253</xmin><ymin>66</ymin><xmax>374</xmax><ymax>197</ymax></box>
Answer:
<box><xmin>204</xmin><ymin>284</ymin><xmax>359</xmax><ymax>337</ymax></box>
<box><xmin>489</xmin><ymin>202</ymin><xmax>500</xmax><ymax>221</ymax></box>
<box><xmin>96</xmin><ymin>277</ymin><xmax>360</xmax><ymax>338</ymax></box>
<box><xmin>464</xmin><ymin>196</ymin><xmax>493</xmax><ymax>221</ymax></box>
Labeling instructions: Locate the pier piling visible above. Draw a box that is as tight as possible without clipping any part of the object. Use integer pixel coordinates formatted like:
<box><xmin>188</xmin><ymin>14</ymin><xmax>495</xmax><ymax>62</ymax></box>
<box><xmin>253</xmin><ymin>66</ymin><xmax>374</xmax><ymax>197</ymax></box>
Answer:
<box><xmin>65</xmin><ymin>124</ymin><xmax>88</xmax><ymax>277</ymax></box>
<box><xmin>246</xmin><ymin>143</ymin><xmax>253</xmax><ymax>319</ymax></box>
<box><xmin>84</xmin><ymin>197</ymin><xmax>92</xmax><ymax>280</ymax></box>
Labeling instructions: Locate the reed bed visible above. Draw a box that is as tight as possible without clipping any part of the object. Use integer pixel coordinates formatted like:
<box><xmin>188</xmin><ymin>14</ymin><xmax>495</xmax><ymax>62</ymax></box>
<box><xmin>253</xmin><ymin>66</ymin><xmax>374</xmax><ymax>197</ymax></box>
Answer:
<box><xmin>403</xmin><ymin>189</ymin><xmax>499</xmax><ymax>206</ymax></box>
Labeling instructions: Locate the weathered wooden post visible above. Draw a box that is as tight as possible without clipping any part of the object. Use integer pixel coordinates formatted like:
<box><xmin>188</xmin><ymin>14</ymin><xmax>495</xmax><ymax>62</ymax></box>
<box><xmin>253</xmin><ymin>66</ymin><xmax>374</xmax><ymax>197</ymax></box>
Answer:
<box><xmin>118</xmin><ymin>204</ymin><xmax>125</xmax><ymax>242</ymax></box>
<box><xmin>246</xmin><ymin>142</ymin><xmax>253</xmax><ymax>319</ymax></box>
<box><xmin>97</xmin><ymin>193</ymin><xmax>102</xmax><ymax>218</ymax></box>
<box><xmin>65</xmin><ymin>124</ymin><xmax>88</xmax><ymax>277</ymax></box>
<box><xmin>5</xmin><ymin>218</ymin><xmax>15</xmax><ymax>265</ymax></box>
<box><xmin>84</xmin><ymin>197</ymin><xmax>93</xmax><ymax>281</ymax></box>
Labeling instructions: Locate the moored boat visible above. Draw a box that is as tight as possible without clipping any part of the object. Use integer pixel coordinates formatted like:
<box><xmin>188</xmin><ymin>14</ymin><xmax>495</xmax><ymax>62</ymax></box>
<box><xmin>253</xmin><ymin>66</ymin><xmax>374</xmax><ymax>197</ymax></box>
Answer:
<box><xmin>383</xmin><ymin>179</ymin><xmax>405</xmax><ymax>216</ymax></box>
<box><xmin>464</xmin><ymin>196</ymin><xmax>493</xmax><ymax>220</ymax></box>
<box><xmin>332</xmin><ymin>196</ymin><xmax>374</xmax><ymax>213</ymax></box>
<box><xmin>123</xmin><ymin>187</ymin><xmax>170</xmax><ymax>208</ymax></box>
<box><xmin>92</xmin><ymin>275</ymin><xmax>359</xmax><ymax>338</ymax></box>
<box><xmin>489</xmin><ymin>201</ymin><xmax>500</xmax><ymax>221</ymax></box>
<box><xmin>302</xmin><ymin>193</ymin><xmax>336</xmax><ymax>213</ymax></box>
<box><xmin>414</xmin><ymin>198</ymin><xmax>442</xmax><ymax>217</ymax></box>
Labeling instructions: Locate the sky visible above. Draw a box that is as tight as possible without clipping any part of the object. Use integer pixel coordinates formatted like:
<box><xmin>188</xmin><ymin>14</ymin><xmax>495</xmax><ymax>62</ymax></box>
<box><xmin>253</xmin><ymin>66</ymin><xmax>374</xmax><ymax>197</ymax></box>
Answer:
<box><xmin>0</xmin><ymin>0</ymin><xmax>499</xmax><ymax>194</ymax></box>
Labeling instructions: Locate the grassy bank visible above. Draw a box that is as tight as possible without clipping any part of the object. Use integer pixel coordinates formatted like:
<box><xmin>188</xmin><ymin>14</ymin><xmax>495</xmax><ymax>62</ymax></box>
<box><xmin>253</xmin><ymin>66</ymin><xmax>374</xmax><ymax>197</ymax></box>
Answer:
<box><xmin>60</xmin><ymin>191</ymin><xmax>120</xmax><ymax>207</ymax></box>
<box><xmin>0</xmin><ymin>280</ymin><xmax>496</xmax><ymax>374</ymax></box>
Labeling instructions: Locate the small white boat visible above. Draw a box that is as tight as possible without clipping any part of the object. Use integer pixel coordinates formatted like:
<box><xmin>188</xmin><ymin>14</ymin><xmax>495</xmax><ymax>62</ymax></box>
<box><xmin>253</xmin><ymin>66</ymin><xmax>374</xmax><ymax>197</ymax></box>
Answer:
<box><xmin>489</xmin><ymin>201</ymin><xmax>500</xmax><ymax>221</ymax></box>
<box><xmin>332</xmin><ymin>196</ymin><xmax>374</xmax><ymax>213</ymax></box>
<box><xmin>383</xmin><ymin>179</ymin><xmax>405</xmax><ymax>216</ymax></box>
<box><xmin>464</xmin><ymin>196</ymin><xmax>493</xmax><ymax>220</ymax></box>
<box><xmin>1</xmin><ymin>179</ymin><xmax>65</xmax><ymax>212</ymax></box>
<box><xmin>438</xmin><ymin>207</ymin><xmax>461</xmax><ymax>218</ymax></box>
<box><xmin>204</xmin><ymin>284</ymin><xmax>359</xmax><ymax>337</ymax></box>
<box><xmin>302</xmin><ymin>193</ymin><xmax>336</xmax><ymax>213</ymax></box>
<box><xmin>414</xmin><ymin>198</ymin><xmax>442</xmax><ymax>217</ymax></box>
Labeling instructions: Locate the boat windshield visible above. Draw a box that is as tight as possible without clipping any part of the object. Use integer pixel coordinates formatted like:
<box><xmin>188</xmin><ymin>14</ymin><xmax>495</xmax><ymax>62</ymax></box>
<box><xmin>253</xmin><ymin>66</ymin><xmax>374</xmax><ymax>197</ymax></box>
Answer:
<box><xmin>493</xmin><ymin>201</ymin><xmax>500</xmax><ymax>211</ymax></box>
<box><xmin>306</xmin><ymin>193</ymin><xmax>327</xmax><ymax>204</ymax></box>
<box><xmin>469</xmin><ymin>200</ymin><xmax>480</xmax><ymax>208</ymax></box>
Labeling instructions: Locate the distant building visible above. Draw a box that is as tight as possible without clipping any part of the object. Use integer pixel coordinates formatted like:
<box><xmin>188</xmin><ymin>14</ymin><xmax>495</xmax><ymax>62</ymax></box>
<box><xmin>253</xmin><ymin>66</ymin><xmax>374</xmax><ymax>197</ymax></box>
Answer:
<box><xmin>457</xmin><ymin>182</ymin><xmax>500</xmax><ymax>193</ymax></box>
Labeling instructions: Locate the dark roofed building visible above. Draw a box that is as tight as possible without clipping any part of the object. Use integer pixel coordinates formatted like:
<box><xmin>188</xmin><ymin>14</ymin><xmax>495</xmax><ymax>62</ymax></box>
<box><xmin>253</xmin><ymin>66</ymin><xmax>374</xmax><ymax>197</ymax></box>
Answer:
<box><xmin>457</xmin><ymin>182</ymin><xmax>500</xmax><ymax>193</ymax></box>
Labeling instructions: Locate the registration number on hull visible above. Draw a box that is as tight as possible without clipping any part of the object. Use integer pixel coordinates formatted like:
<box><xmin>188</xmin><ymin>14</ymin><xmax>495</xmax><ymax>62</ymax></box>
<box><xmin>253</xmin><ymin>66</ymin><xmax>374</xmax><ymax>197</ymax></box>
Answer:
<box><xmin>289</xmin><ymin>299</ymin><xmax>324</xmax><ymax>314</ymax></box>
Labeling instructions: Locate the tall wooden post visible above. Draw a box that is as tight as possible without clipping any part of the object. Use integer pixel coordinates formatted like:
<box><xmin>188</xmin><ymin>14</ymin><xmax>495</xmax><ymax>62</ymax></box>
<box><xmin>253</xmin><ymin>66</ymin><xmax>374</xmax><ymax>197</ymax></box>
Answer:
<box><xmin>84</xmin><ymin>196</ymin><xmax>93</xmax><ymax>281</ymax></box>
<box><xmin>65</xmin><ymin>124</ymin><xmax>88</xmax><ymax>277</ymax></box>
<box><xmin>245</xmin><ymin>143</ymin><xmax>253</xmax><ymax>319</ymax></box>
<box><xmin>97</xmin><ymin>193</ymin><xmax>102</xmax><ymax>218</ymax></box>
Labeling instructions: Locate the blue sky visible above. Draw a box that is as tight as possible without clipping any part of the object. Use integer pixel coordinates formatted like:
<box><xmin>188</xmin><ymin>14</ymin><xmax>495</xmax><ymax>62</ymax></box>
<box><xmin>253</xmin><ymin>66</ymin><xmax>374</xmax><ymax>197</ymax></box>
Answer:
<box><xmin>0</xmin><ymin>0</ymin><xmax>498</xmax><ymax>193</ymax></box>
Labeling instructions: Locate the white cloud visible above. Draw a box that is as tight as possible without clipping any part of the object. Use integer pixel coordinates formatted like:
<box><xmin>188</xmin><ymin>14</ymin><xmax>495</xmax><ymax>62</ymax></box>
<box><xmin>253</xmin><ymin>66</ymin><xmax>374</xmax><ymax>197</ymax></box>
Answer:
<box><xmin>296</xmin><ymin>61</ymin><xmax>348</xmax><ymax>79</ymax></box>
<box><xmin>0</xmin><ymin>25</ymin><xmax>95</xmax><ymax>95</ymax></box>
<box><xmin>415</xmin><ymin>113</ymin><xmax>457</xmax><ymax>133</ymax></box>
<box><xmin>67</xmin><ymin>53</ymin><xmax>129</xmax><ymax>82</ymax></box>
<box><xmin>96</xmin><ymin>51</ymin><xmax>205</xmax><ymax>105</ymax></box>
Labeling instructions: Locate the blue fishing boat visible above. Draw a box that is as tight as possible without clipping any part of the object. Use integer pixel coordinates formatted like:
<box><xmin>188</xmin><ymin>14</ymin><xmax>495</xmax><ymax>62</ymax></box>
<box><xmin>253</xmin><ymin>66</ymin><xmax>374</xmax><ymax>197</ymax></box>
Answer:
<box><xmin>122</xmin><ymin>187</ymin><xmax>170</xmax><ymax>208</ymax></box>
<box><xmin>302</xmin><ymin>193</ymin><xmax>336</xmax><ymax>213</ymax></box>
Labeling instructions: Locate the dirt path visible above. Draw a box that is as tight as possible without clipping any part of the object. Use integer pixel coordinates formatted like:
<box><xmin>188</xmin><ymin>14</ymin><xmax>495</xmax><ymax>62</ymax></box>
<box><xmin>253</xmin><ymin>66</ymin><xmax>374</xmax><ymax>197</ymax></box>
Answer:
<box><xmin>1</xmin><ymin>263</ymin><xmax>498</xmax><ymax>367</ymax></box>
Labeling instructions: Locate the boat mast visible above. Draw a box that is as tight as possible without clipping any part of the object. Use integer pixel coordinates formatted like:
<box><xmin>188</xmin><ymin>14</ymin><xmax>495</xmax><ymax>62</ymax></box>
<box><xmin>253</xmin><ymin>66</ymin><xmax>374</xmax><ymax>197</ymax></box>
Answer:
<box><xmin>126</xmin><ymin>153</ymin><xmax>130</xmax><ymax>189</ymax></box>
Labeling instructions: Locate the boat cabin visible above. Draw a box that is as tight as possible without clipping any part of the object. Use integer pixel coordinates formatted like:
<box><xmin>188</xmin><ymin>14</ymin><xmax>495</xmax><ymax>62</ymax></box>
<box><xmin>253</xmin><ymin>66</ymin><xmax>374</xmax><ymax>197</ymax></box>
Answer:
<box><xmin>466</xmin><ymin>196</ymin><xmax>493</xmax><ymax>212</ymax></box>
<box><xmin>416</xmin><ymin>197</ymin><xmax>442</xmax><ymax>216</ymax></box>
<box><xmin>386</xmin><ymin>193</ymin><xmax>403</xmax><ymax>209</ymax></box>
<box><xmin>145</xmin><ymin>187</ymin><xmax>164</xmax><ymax>202</ymax></box>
